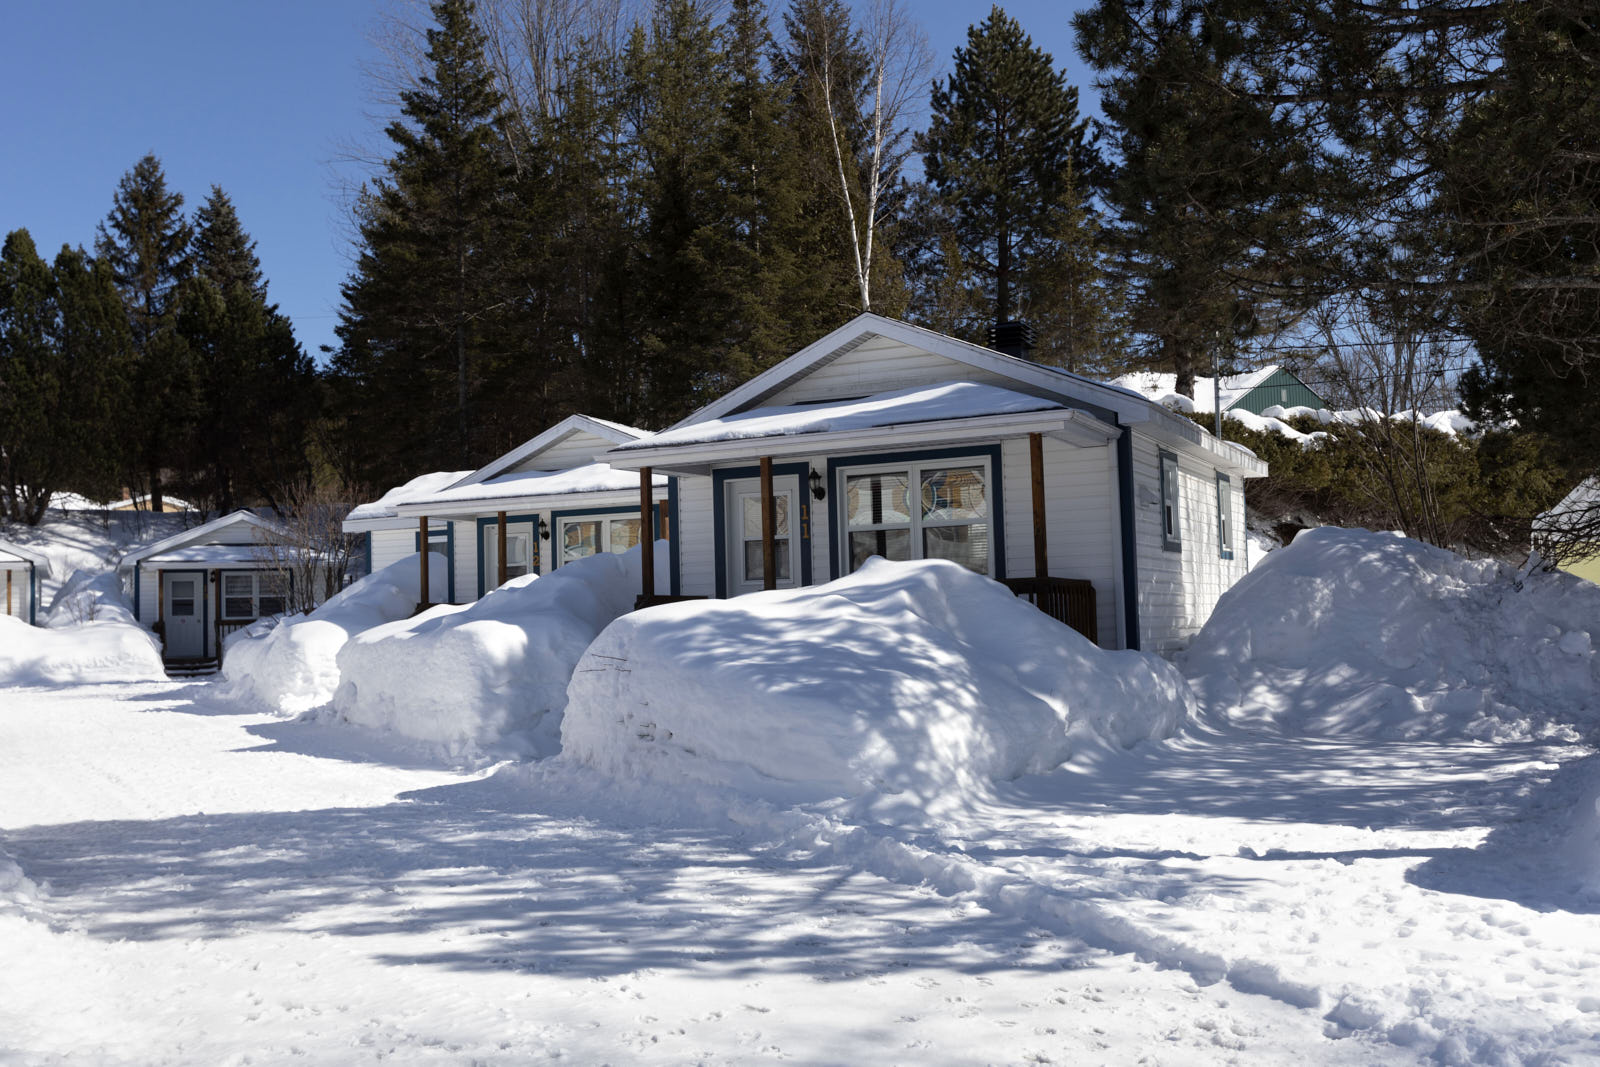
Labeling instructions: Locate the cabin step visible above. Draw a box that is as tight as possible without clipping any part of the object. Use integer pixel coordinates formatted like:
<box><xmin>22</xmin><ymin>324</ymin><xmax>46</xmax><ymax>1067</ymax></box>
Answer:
<box><xmin>166</xmin><ymin>659</ymin><xmax>220</xmax><ymax>678</ymax></box>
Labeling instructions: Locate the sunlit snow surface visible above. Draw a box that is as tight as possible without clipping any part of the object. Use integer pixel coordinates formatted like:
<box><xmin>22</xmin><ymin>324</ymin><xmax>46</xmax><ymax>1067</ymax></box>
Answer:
<box><xmin>2</xmin><ymin>527</ymin><xmax>1598</xmax><ymax>1062</ymax></box>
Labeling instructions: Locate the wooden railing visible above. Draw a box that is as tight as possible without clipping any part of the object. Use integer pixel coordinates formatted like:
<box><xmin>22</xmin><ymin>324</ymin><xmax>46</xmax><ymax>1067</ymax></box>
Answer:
<box><xmin>1002</xmin><ymin>576</ymin><xmax>1098</xmax><ymax>645</ymax></box>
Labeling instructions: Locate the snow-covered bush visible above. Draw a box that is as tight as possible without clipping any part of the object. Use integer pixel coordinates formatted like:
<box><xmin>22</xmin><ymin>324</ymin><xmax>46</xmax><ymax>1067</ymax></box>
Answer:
<box><xmin>330</xmin><ymin>542</ymin><xmax>668</xmax><ymax>760</ymax></box>
<box><xmin>44</xmin><ymin>570</ymin><xmax>139</xmax><ymax>628</ymax></box>
<box><xmin>217</xmin><ymin>552</ymin><xmax>449</xmax><ymax>715</ymax></box>
<box><xmin>562</xmin><ymin>557</ymin><xmax>1192</xmax><ymax>810</ymax></box>
<box><xmin>1183</xmin><ymin>526</ymin><xmax>1600</xmax><ymax>741</ymax></box>
<box><xmin>0</xmin><ymin>613</ymin><xmax>164</xmax><ymax>685</ymax></box>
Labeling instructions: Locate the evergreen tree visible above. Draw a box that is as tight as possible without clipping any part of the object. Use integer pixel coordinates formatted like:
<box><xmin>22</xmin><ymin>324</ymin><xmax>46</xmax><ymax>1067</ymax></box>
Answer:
<box><xmin>920</xmin><ymin>6</ymin><xmax>1095</xmax><ymax>332</ymax></box>
<box><xmin>0</xmin><ymin>233</ymin><xmax>133</xmax><ymax>523</ymax></box>
<box><xmin>331</xmin><ymin>0</ymin><xmax>518</xmax><ymax>485</ymax></box>
<box><xmin>94</xmin><ymin>154</ymin><xmax>195</xmax><ymax>508</ymax></box>
<box><xmin>180</xmin><ymin>187</ymin><xmax>317</xmax><ymax>512</ymax></box>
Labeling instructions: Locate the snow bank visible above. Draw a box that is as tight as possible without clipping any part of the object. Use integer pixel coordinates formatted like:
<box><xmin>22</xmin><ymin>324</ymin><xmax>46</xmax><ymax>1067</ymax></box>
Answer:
<box><xmin>43</xmin><ymin>569</ymin><xmax>138</xmax><ymax>627</ymax></box>
<box><xmin>217</xmin><ymin>552</ymin><xmax>449</xmax><ymax>715</ymax></box>
<box><xmin>330</xmin><ymin>542</ymin><xmax>668</xmax><ymax>760</ymax></box>
<box><xmin>1184</xmin><ymin>526</ymin><xmax>1600</xmax><ymax>740</ymax></box>
<box><xmin>0</xmin><ymin>842</ymin><xmax>39</xmax><ymax>915</ymax></box>
<box><xmin>0</xmin><ymin>613</ymin><xmax>164</xmax><ymax>685</ymax></box>
<box><xmin>562</xmin><ymin>558</ymin><xmax>1192</xmax><ymax>810</ymax></box>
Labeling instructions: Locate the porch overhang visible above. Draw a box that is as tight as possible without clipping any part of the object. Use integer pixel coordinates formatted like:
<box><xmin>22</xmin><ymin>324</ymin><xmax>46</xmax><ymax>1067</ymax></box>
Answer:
<box><xmin>389</xmin><ymin>486</ymin><xmax>669</xmax><ymax>521</ymax></box>
<box><xmin>603</xmin><ymin>409</ymin><xmax>1119</xmax><ymax>477</ymax></box>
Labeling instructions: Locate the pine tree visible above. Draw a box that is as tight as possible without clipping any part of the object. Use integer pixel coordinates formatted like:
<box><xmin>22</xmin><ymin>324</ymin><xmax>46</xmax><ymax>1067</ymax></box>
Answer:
<box><xmin>192</xmin><ymin>186</ymin><xmax>267</xmax><ymax>299</ymax></box>
<box><xmin>920</xmin><ymin>6</ymin><xmax>1095</xmax><ymax>332</ymax></box>
<box><xmin>94</xmin><ymin>154</ymin><xmax>195</xmax><ymax>508</ymax></box>
<box><xmin>50</xmin><ymin>246</ymin><xmax>136</xmax><ymax>508</ymax></box>
<box><xmin>331</xmin><ymin>0</ymin><xmax>517</xmax><ymax>484</ymax></box>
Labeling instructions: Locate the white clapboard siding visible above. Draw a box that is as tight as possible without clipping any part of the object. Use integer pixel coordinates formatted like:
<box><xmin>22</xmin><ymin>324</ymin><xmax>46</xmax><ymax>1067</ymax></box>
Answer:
<box><xmin>369</xmin><ymin>528</ymin><xmax>415</xmax><ymax>574</ymax></box>
<box><xmin>999</xmin><ymin>436</ymin><xmax>1121</xmax><ymax>646</ymax></box>
<box><xmin>506</xmin><ymin>429</ymin><xmax>617</xmax><ymax>475</ymax></box>
<box><xmin>762</xmin><ymin>336</ymin><xmax>1022</xmax><ymax>408</ymax></box>
<box><xmin>2</xmin><ymin>566</ymin><xmax>32</xmax><ymax>621</ymax></box>
<box><xmin>450</xmin><ymin>520</ymin><xmax>475</xmax><ymax>603</ymax></box>
<box><xmin>676</xmin><ymin>475</ymin><xmax>717</xmax><ymax>597</ymax></box>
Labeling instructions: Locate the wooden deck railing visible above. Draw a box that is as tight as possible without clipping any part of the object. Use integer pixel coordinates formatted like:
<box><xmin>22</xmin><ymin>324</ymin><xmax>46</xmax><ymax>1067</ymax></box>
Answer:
<box><xmin>1001</xmin><ymin>576</ymin><xmax>1098</xmax><ymax>645</ymax></box>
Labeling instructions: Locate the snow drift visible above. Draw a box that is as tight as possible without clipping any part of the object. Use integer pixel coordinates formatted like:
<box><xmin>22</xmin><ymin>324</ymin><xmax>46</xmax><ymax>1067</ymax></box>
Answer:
<box><xmin>331</xmin><ymin>542</ymin><xmax>668</xmax><ymax>760</ymax></box>
<box><xmin>1183</xmin><ymin>526</ymin><xmax>1600</xmax><ymax>741</ymax></box>
<box><xmin>217</xmin><ymin>552</ymin><xmax>449</xmax><ymax>715</ymax></box>
<box><xmin>0</xmin><ymin>613</ymin><xmax>164</xmax><ymax>685</ymax></box>
<box><xmin>43</xmin><ymin>570</ymin><xmax>139</xmax><ymax>628</ymax></box>
<box><xmin>562</xmin><ymin>557</ymin><xmax>1192</xmax><ymax>809</ymax></box>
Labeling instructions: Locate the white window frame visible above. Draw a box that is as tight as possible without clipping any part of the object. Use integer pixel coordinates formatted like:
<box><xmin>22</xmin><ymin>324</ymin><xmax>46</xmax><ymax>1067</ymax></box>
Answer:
<box><xmin>220</xmin><ymin>570</ymin><xmax>287</xmax><ymax>621</ymax></box>
<box><xmin>837</xmin><ymin>455</ymin><xmax>995</xmax><ymax>577</ymax></box>
<box><xmin>1159</xmin><ymin>451</ymin><xmax>1182</xmax><ymax>552</ymax></box>
<box><xmin>557</xmin><ymin>513</ymin><xmax>643</xmax><ymax>566</ymax></box>
<box><xmin>1216</xmin><ymin>473</ymin><xmax>1234</xmax><ymax>559</ymax></box>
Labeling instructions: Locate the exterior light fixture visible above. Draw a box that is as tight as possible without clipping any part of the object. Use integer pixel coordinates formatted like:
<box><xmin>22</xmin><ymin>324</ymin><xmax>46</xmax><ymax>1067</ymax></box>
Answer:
<box><xmin>810</xmin><ymin>468</ymin><xmax>826</xmax><ymax>500</ymax></box>
<box><xmin>538</xmin><ymin>517</ymin><xmax>550</xmax><ymax>540</ymax></box>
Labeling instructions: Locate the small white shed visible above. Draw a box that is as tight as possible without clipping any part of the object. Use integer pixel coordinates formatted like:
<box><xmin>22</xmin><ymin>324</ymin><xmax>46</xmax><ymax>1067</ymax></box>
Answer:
<box><xmin>0</xmin><ymin>538</ymin><xmax>51</xmax><ymax>625</ymax></box>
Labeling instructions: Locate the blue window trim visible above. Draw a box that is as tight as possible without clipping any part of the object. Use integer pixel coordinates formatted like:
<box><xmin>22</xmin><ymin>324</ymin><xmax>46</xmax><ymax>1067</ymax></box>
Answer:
<box><xmin>133</xmin><ymin>566</ymin><xmax>141</xmax><ymax>622</ymax></box>
<box><xmin>549</xmin><ymin>502</ymin><xmax>663</xmax><ymax>572</ymax></box>
<box><xmin>668</xmin><ymin>477</ymin><xmax>681</xmax><ymax>596</ymax></box>
<box><xmin>158</xmin><ymin>568</ymin><xmax>209</xmax><ymax>658</ymax></box>
<box><xmin>824</xmin><ymin>444</ymin><xmax>1005</xmax><ymax>583</ymax></box>
<box><xmin>1116</xmin><ymin>424</ymin><xmax>1141</xmax><ymax>650</ymax></box>
<box><xmin>1158</xmin><ymin>450</ymin><xmax>1182</xmax><ymax>554</ymax></box>
<box><xmin>711</xmin><ymin>462</ymin><xmax>814</xmax><ymax>599</ymax></box>
<box><xmin>1216</xmin><ymin>472</ymin><xmax>1235</xmax><ymax>560</ymax></box>
<box><xmin>362</xmin><ymin>532</ymin><xmax>372</xmax><ymax>579</ymax></box>
<box><xmin>474</xmin><ymin>513</ymin><xmax>542</xmax><ymax>598</ymax></box>
<box><xmin>414</xmin><ymin>523</ymin><xmax>456</xmax><ymax>603</ymax></box>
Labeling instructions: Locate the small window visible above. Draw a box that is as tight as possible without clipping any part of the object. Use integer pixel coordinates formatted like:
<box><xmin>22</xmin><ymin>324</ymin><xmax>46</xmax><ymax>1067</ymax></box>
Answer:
<box><xmin>221</xmin><ymin>571</ymin><xmax>289</xmax><ymax>620</ymax></box>
<box><xmin>1159</xmin><ymin>452</ymin><xmax>1182</xmax><ymax>552</ymax></box>
<box><xmin>559</xmin><ymin>515</ymin><xmax>645</xmax><ymax>566</ymax></box>
<box><xmin>1216</xmin><ymin>473</ymin><xmax>1234</xmax><ymax>560</ymax></box>
<box><xmin>841</xmin><ymin>459</ymin><xmax>991</xmax><ymax>575</ymax></box>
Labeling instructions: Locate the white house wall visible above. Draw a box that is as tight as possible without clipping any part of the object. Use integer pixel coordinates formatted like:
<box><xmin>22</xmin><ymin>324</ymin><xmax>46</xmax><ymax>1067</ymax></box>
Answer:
<box><xmin>675</xmin><ymin>476</ymin><xmax>717</xmax><ymax>597</ymax></box>
<box><xmin>504</xmin><ymin>429</ymin><xmax>618</xmax><ymax>476</ymax></box>
<box><xmin>2</xmin><ymin>565</ymin><xmax>32</xmax><ymax>622</ymax></box>
<box><xmin>999</xmin><ymin>436</ymin><xmax>1122</xmax><ymax>647</ymax></box>
<box><xmin>369</xmin><ymin>528</ymin><xmax>415</xmax><ymax>573</ymax></box>
<box><xmin>761</xmin><ymin>337</ymin><xmax>1023</xmax><ymax>408</ymax></box>
<box><xmin>1129</xmin><ymin>431</ymin><xmax>1247</xmax><ymax>655</ymax></box>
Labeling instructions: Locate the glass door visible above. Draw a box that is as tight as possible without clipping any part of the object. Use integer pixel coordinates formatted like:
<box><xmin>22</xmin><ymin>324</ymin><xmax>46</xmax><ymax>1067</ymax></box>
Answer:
<box><xmin>724</xmin><ymin>476</ymin><xmax>800</xmax><ymax>595</ymax></box>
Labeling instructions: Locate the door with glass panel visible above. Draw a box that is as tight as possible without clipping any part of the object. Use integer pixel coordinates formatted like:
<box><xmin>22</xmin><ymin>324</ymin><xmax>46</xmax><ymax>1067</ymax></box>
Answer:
<box><xmin>482</xmin><ymin>519</ymin><xmax>536</xmax><ymax>591</ymax></box>
<box><xmin>557</xmin><ymin>514</ymin><xmax>643</xmax><ymax>567</ymax></box>
<box><xmin>724</xmin><ymin>476</ymin><xmax>800</xmax><ymax>595</ymax></box>
<box><xmin>162</xmin><ymin>571</ymin><xmax>206</xmax><ymax>658</ymax></box>
<box><xmin>842</xmin><ymin>461</ymin><xmax>991</xmax><ymax>575</ymax></box>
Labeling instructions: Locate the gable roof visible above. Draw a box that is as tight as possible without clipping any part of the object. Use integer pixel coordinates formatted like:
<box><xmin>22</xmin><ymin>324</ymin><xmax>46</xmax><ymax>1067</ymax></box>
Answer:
<box><xmin>678</xmin><ymin>313</ymin><xmax>1157</xmax><ymax>429</ymax></box>
<box><xmin>450</xmin><ymin>414</ymin><xmax>651</xmax><ymax>488</ymax></box>
<box><xmin>0</xmin><ymin>538</ymin><xmax>51</xmax><ymax>576</ymax></box>
<box><xmin>120</xmin><ymin>510</ymin><xmax>290</xmax><ymax>568</ymax></box>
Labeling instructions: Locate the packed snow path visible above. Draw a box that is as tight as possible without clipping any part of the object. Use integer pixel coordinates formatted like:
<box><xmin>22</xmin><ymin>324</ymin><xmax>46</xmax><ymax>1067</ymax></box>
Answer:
<box><xmin>0</xmin><ymin>682</ymin><xmax>1591</xmax><ymax>1064</ymax></box>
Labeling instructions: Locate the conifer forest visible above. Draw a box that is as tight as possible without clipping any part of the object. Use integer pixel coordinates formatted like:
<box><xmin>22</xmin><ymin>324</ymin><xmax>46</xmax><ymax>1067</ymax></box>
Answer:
<box><xmin>2</xmin><ymin>0</ymin><xmax>1597</xmax><ymax>552</ymax></box>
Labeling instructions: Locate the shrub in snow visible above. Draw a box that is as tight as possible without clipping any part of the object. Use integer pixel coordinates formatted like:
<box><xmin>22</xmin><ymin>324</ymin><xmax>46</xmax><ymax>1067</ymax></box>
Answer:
<box><xmin>331</xmin><ymin>542</ymin><xmax>668</xmax><ymax>760</ymax></box>
<box><xmin>562</xmin><ymin>557</ymin><xmax>1192</xmax><ymax>809</ymax></box>
<box><xmin>1183</xmin><ymin>526</ymin><xmax>1600</xmax><ymax>741</ymax></box>
<box><xmin>0</xmin><ymin>614</ymin><xmax>164</xmax><ymax>685</ymax></box>
<box><xmin>217</xmin><ymin>552</ymin><xmax>449</xmax><ymax>715</ymax></box>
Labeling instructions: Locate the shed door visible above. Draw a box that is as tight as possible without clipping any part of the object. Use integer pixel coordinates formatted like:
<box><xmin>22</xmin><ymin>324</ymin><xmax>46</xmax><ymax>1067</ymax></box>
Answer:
<box><xmin>163</xmin><ymin>572</ymin><xmax>206</xmax><ymax>659</ymax></box>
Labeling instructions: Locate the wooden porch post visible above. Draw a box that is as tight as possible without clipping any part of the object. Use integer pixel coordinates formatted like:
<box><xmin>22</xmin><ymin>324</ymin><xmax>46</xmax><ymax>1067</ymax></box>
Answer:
<box><xmin>760</xmin><ymin>456</ymin><xmax>776</xmax><ymax>591</ymax></box>
<box><xmin>640</xmin><ymin>467</ymin><xmax>655</xmax><ymax>601</ymax></box>
<box><xmin>496</xmin><ymin>510</ymin><xmax>508</xmax><ymax>587</ymax></box>
<box><xmin>418</xmin><ymin>516</ymin><xmax>431</xmax><ymax>611</ymax></box>
<box><xmin>1030</xmin><ymin>432</ymin><xmax>1049</xmax><ymax>579</ymax></box>
<box><xmin>212</xmin><ymin>570</ymin><xmax>222</xmax><ymax>663</ymax></box>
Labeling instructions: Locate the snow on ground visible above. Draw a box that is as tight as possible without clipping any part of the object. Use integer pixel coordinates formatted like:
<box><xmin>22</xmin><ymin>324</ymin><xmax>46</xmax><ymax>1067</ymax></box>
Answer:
<box><xmin>330</xmin><ymin>542</ymin><xmax>669</xmax><ymax>761</ymax></box>
<box><xmin>218</xmin><ymin>551</ymin><xmax>450</xmax><ymax>716</ymax></box>
<box><xmin>565</xmin><ymin>557</ymin><xmax>1189</xmax><ymax>811</ymax></box>
<box><xmin>3</xmin><ymin>528</ymin><xmax>1599</xmax><ymax>1063</ymax></box>
<box><xmin>0</xmin><ymin>614</ymin><xmax>165</xmax><ymax>685</ymax></box>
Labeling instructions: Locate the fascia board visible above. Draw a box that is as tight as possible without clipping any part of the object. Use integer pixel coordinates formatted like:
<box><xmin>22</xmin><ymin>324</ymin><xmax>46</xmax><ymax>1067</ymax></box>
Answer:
<box><xmin>391</xmin><ymin>487</ymin><xmax>669</xmax><ymax>519</ymax></box>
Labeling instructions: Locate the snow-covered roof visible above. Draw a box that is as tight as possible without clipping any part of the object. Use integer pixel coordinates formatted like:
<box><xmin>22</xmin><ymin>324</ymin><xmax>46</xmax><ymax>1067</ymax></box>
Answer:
<box><xmin>0</xmin><ymin>538</ymin><xmax>51</xmax><ymax>575</ymax></box>
<box><xmin>345</xmin><ymin>471</ymin><xmax>472</xmax><ymax>525</ymax></box>
<box><xmin>388</xmin><ymin>462</ymin><xmax>668</xmax><ymax>515</ymax></box>
<box><xmin>120</xmin><ymin>510</ymin><xmax>289</xmax><ymax>568</ymax></box>
<box><xmin>1109</xmin><ymin>367</ymin><xmax>1281</xmax><ymax>413</ymax></box>
<box><xmin>448</xmin><ymin>414</ymin><xmax>651</xmax><ymax>488</ymax></box>
<box><xmin>139</xmin><ymin>545</ymin><xmax>304</xmax><ymax>566</ymax></box>
<box><xmin>616</xmin><ymin>382</ymin><xmax>1068</xmax><ymax>451</ymax></box>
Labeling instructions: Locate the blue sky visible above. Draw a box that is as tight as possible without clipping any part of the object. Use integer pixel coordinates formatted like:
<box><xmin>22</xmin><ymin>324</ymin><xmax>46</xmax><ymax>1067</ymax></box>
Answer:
<box><xmin>1</xmin><ymin>1</ymin><xmax>1094</xmax><ymax>363</ymax></box>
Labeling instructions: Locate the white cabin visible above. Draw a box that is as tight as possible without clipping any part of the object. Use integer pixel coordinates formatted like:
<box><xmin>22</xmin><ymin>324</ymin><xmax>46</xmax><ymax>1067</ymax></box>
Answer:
<box><xmin>0</xmin><ymin>538</ymin><xmax>51</xmax><ymax>625</ymax></box>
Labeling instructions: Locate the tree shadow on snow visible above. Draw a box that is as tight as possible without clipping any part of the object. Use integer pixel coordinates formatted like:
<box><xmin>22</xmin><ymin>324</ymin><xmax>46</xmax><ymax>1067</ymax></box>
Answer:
<box><xmin>0</xmin><ymin>772</ymin><xmax>1149</xmax><ymax>981</ymax></box>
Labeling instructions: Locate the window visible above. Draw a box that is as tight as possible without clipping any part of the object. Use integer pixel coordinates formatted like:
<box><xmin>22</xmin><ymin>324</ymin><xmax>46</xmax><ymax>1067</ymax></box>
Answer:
<box><xmin>222</xmin><ymin>571</ymin><xmax>287</xmax><ymax>620</ymax></box>
<box><xmin>739</xmin><ymin>493</ymin><xmax>792</xmax><ymax>582</ymax></box>
<box><xmin>842</xmin><ymin>459</ymin><xmax>991</xmax><ymax>575</ymax></box>
<box><xmin>1217</xmin><ymin>473</ymin><xmax>1234</xmax><ymax>559</ymax></box>
<box><xmin>1159</xmin><ymin>452</ymin><xmax>1182</xmax><ymax>552</ymax></box>
<box><xmin>482</xmin><ymin>520</ymin><xmax>536</xmax><ymax>589</ymax></box>
<box><xmin>559</xmin><ymin>515</ymin><xmax>642</xmax><ymax>566</ymax></box>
